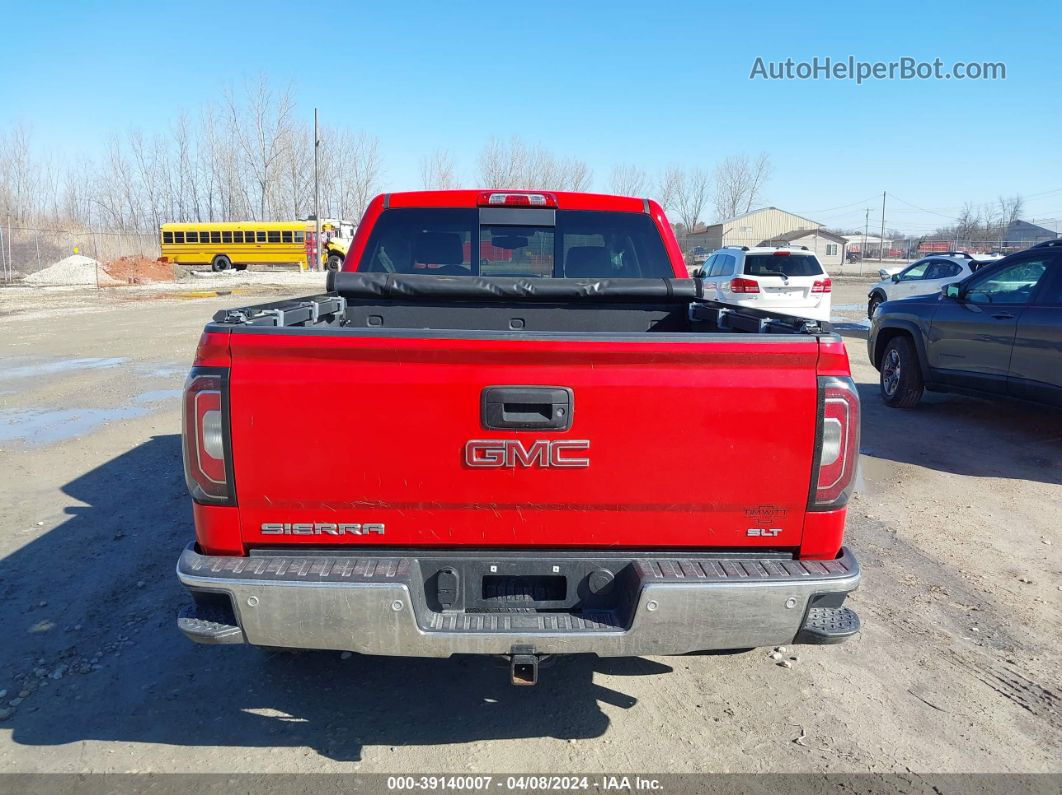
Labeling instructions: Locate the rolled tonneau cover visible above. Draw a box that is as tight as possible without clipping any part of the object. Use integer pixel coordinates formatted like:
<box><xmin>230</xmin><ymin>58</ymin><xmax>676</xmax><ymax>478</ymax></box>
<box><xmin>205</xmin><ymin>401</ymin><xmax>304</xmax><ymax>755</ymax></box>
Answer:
<box><xmin>327</xmin><ymin>271</ymin><xmax>703</xmax><ymax>302</ymax></box>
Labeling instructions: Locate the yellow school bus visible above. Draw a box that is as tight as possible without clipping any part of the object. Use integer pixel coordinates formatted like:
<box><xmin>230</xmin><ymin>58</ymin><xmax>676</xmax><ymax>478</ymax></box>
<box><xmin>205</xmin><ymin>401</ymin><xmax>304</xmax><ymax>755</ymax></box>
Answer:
<box><xmin>159</xmin><ymin>221</ymin><xmax>311</xmax><ymax>271</ymax></box>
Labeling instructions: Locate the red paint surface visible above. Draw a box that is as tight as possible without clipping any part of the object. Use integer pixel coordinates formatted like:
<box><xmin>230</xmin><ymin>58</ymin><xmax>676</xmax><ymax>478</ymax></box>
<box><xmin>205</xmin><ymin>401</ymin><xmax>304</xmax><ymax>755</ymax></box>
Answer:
<box><xmin>799</xmin><ymin>508</ymin><xmax>848</xmax><ymax>560</ymax></box>
<box><xmin>194</xmin><ymin>502</ymin><xmax>242</xmax><ymax>555</ymax></box>
<box><xmin>224</xmin><ymin>333</ymin><xmax>822</xmax><ymax>550</ymax></box>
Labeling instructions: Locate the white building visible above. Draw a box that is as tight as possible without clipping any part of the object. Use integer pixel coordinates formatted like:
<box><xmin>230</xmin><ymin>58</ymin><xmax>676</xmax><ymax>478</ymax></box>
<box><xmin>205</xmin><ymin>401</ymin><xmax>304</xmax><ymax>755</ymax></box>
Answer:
<box><xmin>760</xmin><ymin>229</ymin><xmax>848</xmax><ymax>269</ymax></box>
<box><xmin>685</xmin><ymin>207</ymin><xmax>825</xmax><ymax>252</ymax></box>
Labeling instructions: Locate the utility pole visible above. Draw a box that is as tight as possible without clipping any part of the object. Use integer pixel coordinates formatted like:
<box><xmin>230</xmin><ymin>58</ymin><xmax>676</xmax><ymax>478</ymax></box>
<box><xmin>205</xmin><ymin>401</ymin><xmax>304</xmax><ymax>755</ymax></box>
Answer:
<box><xmin>880</xmin><ymin>191</ymin><xmax>887</xmax><ymax>263</ymax></box>
<box><xmin>313</xmin><ymin>108</ymin><xmax>321</xmax><ymax>272</ymax></box>
<box><xmin>861</xmin><ymin>208</ymin><xmax>870</xmax><ymax>276</ymax></box>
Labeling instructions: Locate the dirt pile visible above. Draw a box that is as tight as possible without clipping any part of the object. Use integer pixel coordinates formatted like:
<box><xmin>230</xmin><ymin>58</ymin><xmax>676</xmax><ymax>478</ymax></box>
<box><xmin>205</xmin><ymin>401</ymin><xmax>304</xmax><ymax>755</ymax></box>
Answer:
<box><xmin>101</xmin><ymin>256</ymin><xmax>175</xmax><ymax>284</ymax></box>
<box><xmin>23</xmin><ymin>255</ymin><xmax>122</xmax><ymax>287</ymax></box>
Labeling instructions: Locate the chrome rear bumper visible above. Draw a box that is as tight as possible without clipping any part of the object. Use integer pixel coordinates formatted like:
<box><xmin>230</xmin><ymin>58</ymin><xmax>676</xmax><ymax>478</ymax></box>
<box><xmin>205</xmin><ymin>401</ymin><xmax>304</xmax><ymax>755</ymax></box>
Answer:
<box><xmin>176</xmin><ymin>545</ymin><xmax>860</xmax><ymax>656</ymax></box>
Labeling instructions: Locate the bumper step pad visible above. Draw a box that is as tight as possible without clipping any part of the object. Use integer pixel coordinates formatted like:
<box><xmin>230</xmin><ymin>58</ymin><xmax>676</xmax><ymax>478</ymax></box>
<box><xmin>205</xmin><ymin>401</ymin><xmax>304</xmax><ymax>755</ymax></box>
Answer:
<box><xmin>428</xmin><ymin>611</ymin><xmax>622</xmax><ymax>633</ymax></box>
<box><xmin>795</xmin><ymin>606</ymin><xmax>861</xmax><ymax>644</ymax></box>
<box><xmin>177</xmin><ymin>603</ymin><xmax>245</xmax><ymax>645</ymax></box>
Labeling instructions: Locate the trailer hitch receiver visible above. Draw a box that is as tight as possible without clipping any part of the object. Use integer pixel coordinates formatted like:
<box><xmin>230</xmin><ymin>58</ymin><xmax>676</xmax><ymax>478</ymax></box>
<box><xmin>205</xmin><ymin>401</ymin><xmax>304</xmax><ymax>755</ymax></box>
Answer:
<box><xmin>509</xmin><ymin>645</ymin><xmax>539</xmax><ymax>686</ymax></box>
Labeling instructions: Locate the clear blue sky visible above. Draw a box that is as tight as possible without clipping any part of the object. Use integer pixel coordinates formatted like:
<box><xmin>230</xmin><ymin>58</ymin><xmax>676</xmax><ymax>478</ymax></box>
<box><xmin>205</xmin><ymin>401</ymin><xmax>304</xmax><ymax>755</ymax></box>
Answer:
<box><xmin>3</xmin><ymin>0</ymin><xmax>1060</xmax><ymax>233</ymax></box>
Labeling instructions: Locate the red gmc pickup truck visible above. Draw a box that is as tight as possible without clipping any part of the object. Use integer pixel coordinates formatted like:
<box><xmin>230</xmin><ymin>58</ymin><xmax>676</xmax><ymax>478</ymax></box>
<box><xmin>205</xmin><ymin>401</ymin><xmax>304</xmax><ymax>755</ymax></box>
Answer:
<box><xmin>177</xmin><ymin>190</ymin><xmax>861</xmax><ymax>684</ymax></box>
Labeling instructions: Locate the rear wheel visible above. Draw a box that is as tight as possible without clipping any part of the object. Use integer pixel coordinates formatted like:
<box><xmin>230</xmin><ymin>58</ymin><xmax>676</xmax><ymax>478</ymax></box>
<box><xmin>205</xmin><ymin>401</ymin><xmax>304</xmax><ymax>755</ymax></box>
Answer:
<box><xmin>211</xmin><ymin>255</ymin><xmax>231</xmax><ymax>272</ymax></box>
<box><xmin>880</xmin><ymin>336</ymin><xmax>924</xmax><ymax>408</ymax></box>
<box><xmin>325</xmin><ymin>253</ymin><xmax>343</xmax><ymax>272</ymax></box>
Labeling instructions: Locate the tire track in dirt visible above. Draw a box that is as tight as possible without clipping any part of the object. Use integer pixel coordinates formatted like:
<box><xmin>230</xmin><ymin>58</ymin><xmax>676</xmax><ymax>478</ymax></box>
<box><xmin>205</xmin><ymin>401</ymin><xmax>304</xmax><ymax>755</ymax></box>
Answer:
<box><xmin>850</xmin><ymin>517</ymin><xmax>1062</xmax><ymax>734</ymax></box>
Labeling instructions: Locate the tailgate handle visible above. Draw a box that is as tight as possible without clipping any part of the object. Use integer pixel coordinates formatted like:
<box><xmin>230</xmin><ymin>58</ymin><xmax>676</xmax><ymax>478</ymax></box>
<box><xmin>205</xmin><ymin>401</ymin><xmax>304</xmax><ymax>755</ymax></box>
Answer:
<box><xmin>481</xmin><ymin>387</ymin><xmax>573</xmax><ymax>431</ymax></box>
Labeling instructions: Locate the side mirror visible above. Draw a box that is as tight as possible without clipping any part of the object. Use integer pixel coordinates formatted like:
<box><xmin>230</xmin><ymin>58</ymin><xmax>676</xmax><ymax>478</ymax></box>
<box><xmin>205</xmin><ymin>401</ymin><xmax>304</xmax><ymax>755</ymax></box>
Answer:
<box><xmin>890</xmin><ymin>274</ymin><xmax>900</xmax><ymax>283</ymax></box>
<box><xmin>944</xmin><ymin>284</ymin><xmax>962</xmax><ymax>299</ymax></box>
<box><xmin>692</xmin><ymin>268</ymin><xmax>705</xmax><ymax>278</ymax></box>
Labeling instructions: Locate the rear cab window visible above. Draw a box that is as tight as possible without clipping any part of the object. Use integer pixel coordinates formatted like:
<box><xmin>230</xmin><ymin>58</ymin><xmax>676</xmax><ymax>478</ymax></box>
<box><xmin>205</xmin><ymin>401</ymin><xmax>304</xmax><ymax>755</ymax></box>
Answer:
<box><xmin>358</xmin><ymin>209</ymin><xmax>673</xmax><ymax>278</ymax></box>
<box><xmin>742</xmin><ymin>253</ymin><xmax>824</xmax><ymax>278</ymax></box>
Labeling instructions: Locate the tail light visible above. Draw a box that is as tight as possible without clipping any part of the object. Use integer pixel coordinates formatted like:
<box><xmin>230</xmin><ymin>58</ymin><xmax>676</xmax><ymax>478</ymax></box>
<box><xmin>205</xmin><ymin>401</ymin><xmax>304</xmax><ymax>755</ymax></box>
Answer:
<box><xmin>730</xmin><ymin>277</ymin><xmax>760</xmax><ymax>294</ymax></box>
<box><xmin>812</xmin><ymin>278</ymin><xmax>832</xmax><ymax>293</ymax></box>
<box><xmin>478</xmin><ymin>192</ymin><xmax>557</xmax><ymax>208</ymax></box>
<box><xmin>811</xmin><ymin>376</ymin><xmax>860</xmax><ymax>509</ymax></box>
<box><xmin>182</xmin><ymin>367</ymin><xmax>235</xmax><ymax>505</ymax></box>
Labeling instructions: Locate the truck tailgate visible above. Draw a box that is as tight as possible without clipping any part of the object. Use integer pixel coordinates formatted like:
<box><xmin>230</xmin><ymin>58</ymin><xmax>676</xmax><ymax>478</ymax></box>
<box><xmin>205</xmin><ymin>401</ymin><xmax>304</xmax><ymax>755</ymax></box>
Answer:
<box><xmin>228</xmin><ymin>332</ymin><xmax>820</xmax><ymax>549</ymax></box>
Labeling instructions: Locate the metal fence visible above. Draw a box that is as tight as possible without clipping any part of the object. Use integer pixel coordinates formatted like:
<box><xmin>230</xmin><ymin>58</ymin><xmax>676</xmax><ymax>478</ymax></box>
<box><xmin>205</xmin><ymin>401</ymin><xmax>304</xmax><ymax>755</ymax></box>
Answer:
<box><xmin>0</xmin><ymin>224</ymin><xmax>161</xmax><ymax>283</ymax></box>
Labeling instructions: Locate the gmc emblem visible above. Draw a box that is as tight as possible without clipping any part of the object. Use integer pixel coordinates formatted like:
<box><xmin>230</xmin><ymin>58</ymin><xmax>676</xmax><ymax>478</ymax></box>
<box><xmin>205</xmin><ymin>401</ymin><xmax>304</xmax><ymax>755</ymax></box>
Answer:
<box><xmin>465</xmin><ymin>439</ymin><xmax>590</xmax><ymax>468</ymax></box>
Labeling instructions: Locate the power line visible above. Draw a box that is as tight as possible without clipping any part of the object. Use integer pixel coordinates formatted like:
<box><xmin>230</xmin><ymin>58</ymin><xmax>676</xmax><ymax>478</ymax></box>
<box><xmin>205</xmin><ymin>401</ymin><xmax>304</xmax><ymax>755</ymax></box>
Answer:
<box><xmin>1022</xmin><ymin>186</ymin><xmax>1062</xmax><ymax>199</ymax></box>
<box><xmin>795</xmin><ymin>195</ymin><xmax>879</xmax><ymax>216</ymax></box>
<box><xmin>886</xmin><ymin>192</ymin><xmax>960</xmax><ymax>219</ymax></box>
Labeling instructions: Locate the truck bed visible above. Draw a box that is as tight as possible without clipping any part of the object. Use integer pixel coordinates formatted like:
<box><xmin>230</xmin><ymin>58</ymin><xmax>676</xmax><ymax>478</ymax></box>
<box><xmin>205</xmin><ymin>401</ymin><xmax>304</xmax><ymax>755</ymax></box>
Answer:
<box><xmin>213</xmin><ymin>272</ymin><xmax>832</xmax><ymax>337</ymax></box>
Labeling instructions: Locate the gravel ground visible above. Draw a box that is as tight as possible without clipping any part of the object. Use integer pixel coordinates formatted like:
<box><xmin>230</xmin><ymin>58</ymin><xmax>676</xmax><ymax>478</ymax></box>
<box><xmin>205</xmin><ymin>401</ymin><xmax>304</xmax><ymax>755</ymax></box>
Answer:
<box><xmin>0</xmin><ymin>280</ymin><xmax>1058</xmax><ymax>775</ymax></box>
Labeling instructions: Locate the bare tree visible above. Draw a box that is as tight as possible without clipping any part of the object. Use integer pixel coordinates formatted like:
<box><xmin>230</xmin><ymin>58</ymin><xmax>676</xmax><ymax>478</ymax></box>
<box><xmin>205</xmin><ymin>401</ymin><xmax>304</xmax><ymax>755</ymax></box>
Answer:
<box><xmin>170</xmin><ymin>114</ymin><xmax>200</xmax><ymax>221</ymax></box>
<box><xmin>1000</xmin><ymin>194</ymin><xmax>1023</xmax><ymax>227</ymax></box>
<box><xmin>282</xmin><ymin>128</ymin><xmax>312</xmax><ymax>219</ymax></box>
<box><xmin>558</xmin><ymin>157</ymin><xmax>592</xmax><ymax>191</ymax></box>
<box><xmin>713</xmin><ymin>152</ymin><xmax>772</xmax><ymax>220</ymax></box>
<box><xmin>346</xmin><ymin>130</ymin><xmax>383</xmax><ymax>219</ymax></box>
<box><xmin>99</xmin><ymin>134</ymin><xmax>140</xmax><ymax>229</ymax></box>
<box><xmin>320</xmin><ymin>128</ymin><xmax>382</xmax><ymax>220</ymax></box>
<box><xmin>478</xmin><ymin>136</ymin><xmax>524</xmax><ymax>189</ymax></box>
<box><xmin>226</xmin><ymin>77</ymin><xmax>296</xmax><ymax>219</ymax></box>
<box><xmin>669</xmin><ymin>167</ymin><xmax>712</xmax><ymax>235</ymax></box>
<box><xmin>419</xmin><ymin>148</ymin><xmax>459</xmax><ymax>189</ymax></box>
<box><xmin>609</xmin><ymin>163</ymin><xmax>648</xmax><ymax>196</ymax></box>
<box><xmin>128</xmin><ymin>129</ymin><xmax>168</xmax><ymax>231</ymax></box>
<box><xmin>656</xmin><ymin>165</ymin><xmax>683</xmax><ymax>214</ymax></box>
<box><xmin>955</xmin><ymin>202</ymin><xmax>981</xmax><ymax>244</ymax></box>
<box><xmin>524</xmin><ymin>143</ymin><xmax>557</xmax><ymax>188</ymax></box>
<box><xmin>478</xmin><ymin>136</ymin><xmax>590</xmax><ymax>191</ymax></box>
<box><xmin>0</xmin><ymin>124</ymin><xmax>39</xmax><ymax>222</ymax></box>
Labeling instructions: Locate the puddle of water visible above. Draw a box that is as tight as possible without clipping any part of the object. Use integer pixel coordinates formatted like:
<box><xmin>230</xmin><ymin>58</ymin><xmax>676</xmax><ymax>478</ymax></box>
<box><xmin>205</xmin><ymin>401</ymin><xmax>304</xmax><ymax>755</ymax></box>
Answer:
<box><xmin>0</xmin><ymin>357</ymin><xmax>129</xmax><ymax>382</ymax></box>
<box><xmin>133</xmin><ymin>389</ymin><xmax>182</xmax><ymax>404</ymax></box>
<box><xmin>0</xmin><ymin>406</ymin><xmax>150</xmax><ymax>446</ymax></box>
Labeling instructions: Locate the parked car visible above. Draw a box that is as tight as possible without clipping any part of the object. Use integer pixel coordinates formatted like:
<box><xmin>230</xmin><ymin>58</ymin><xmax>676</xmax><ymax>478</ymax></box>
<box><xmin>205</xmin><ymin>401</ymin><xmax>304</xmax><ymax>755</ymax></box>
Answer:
<box><xmin>175</xmin><ymin>190</ymin><xmax>862</xmax><ymax>686</ymax></box>
<box><xmin>867</xmin><ymin>252</ymin><xmax>1003</xmax><ymax>318</ymax></box>
<box><xmin>868</xmin><ymin>240</ymin><xmax>1062</xmax><ymax>408</ymax></box>
<box><xmin>698</xmin><ymin>245</ymin><xmax>832</xmax><ymax>322</ymax></box>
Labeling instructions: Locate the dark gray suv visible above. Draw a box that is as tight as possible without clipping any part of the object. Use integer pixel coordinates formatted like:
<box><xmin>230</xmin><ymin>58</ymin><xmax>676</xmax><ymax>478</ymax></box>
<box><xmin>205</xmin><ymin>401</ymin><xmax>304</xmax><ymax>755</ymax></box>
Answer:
<box><xmin>868</xmin><ymin>240</ymin><xmax>1062</xmax><ymax>408</ymax></box>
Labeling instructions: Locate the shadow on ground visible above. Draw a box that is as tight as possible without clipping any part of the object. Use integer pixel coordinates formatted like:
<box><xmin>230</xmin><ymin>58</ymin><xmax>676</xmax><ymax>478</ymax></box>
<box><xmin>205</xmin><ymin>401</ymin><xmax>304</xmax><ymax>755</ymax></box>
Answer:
<box><xmin>0</xmin><ymin>435</ymin><xmax>671</xmax><ymax>762</ymax></box>
<box><xmin>856</xmin><ymin>384</ymin><xmax>1062</xmax><ymax>484</ymax></box>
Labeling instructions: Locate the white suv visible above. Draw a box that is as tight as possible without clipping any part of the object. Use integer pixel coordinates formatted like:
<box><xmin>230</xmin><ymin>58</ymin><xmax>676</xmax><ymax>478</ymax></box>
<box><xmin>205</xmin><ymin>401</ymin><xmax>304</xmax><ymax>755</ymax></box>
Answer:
<box><xmin>867</xmin><ymin>252</ymin><xmax>1002</xmax><ymax>317</ymax></box>
<box><xmin>698</xmin><ymin>245</ymin><xmax>832</xmax><ymax>322</ymax></box>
